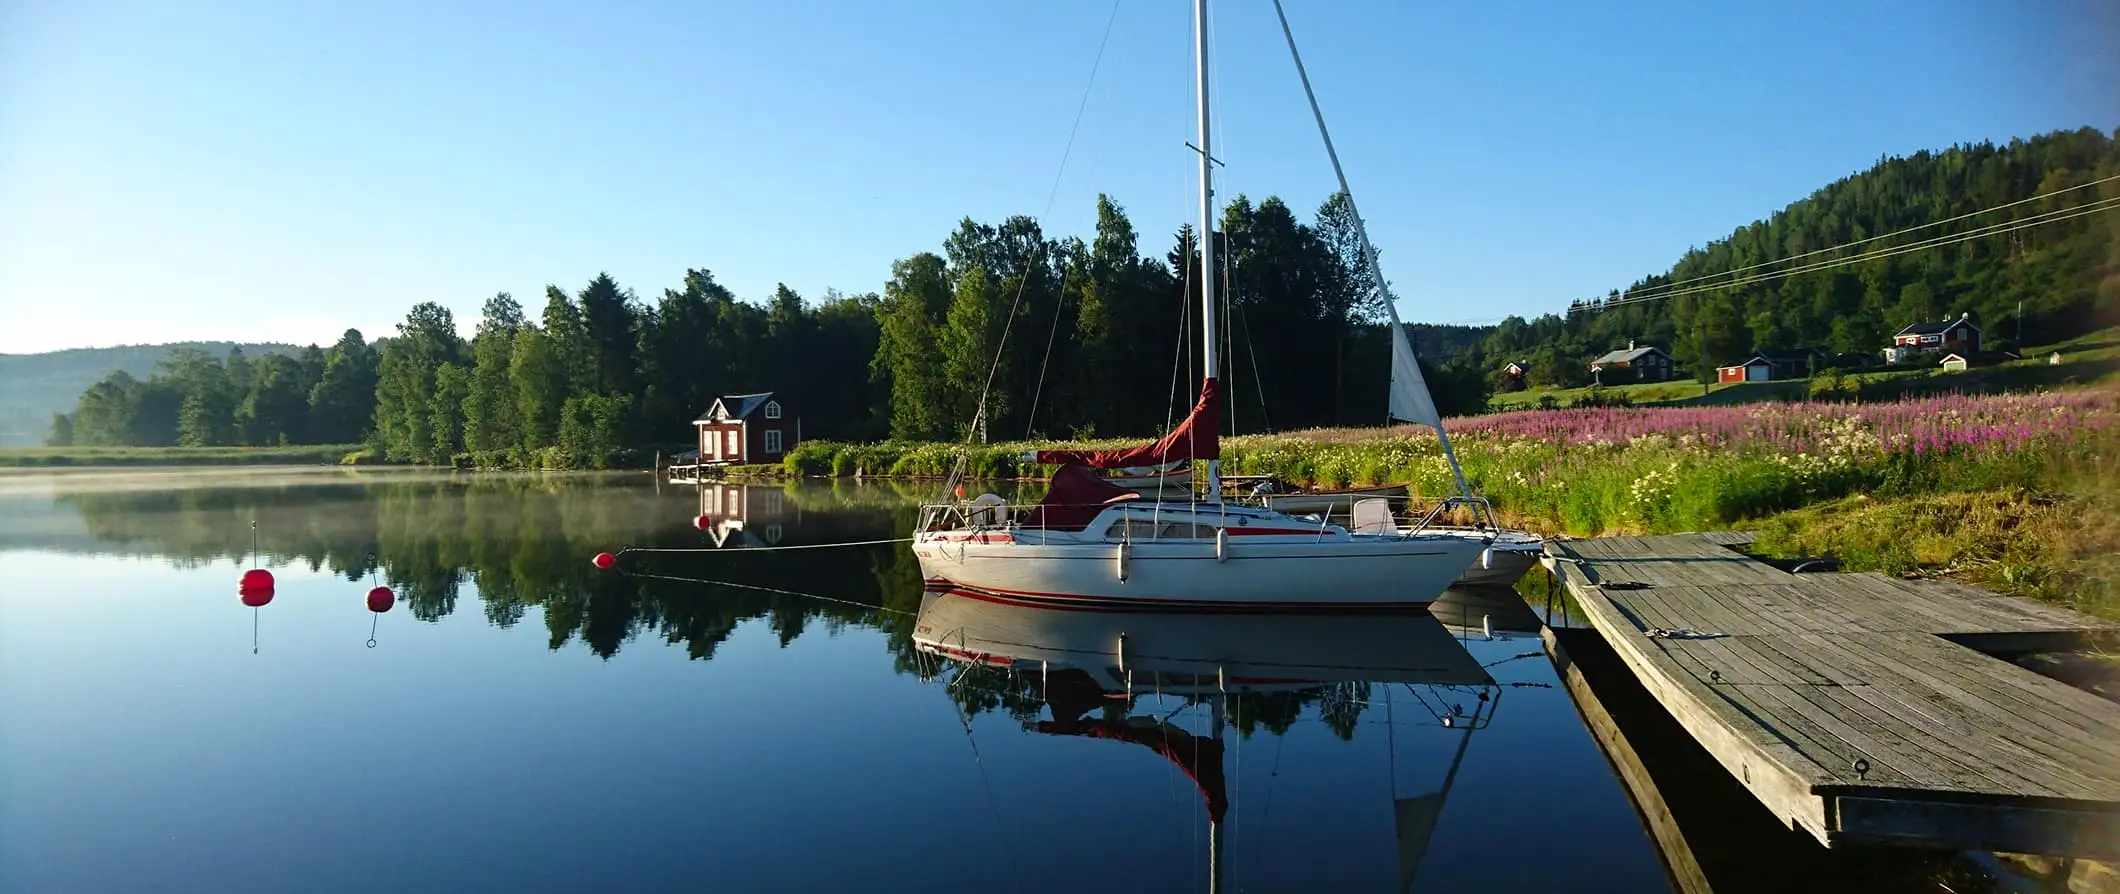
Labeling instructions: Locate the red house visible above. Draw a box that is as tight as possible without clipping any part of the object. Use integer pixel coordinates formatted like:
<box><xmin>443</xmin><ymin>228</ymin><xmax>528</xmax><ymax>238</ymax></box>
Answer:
<box><xmin>693</xmin><ymin>392</ymin><xmax>798</xmax><ymax>466</ymax></box>
<box><xmin>1884</xmin><ymin>314</ymin><xmax>1980</xmax><ymax>365</ymax></box>
<box><xmin>1716</xmin><ymin>347</ymin><xmax>1826</xmax><ymax>383</ymax></box>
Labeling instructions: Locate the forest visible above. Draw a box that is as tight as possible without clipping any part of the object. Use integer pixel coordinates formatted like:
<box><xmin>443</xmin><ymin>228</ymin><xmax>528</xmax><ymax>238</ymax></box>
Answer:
<box><xmin>1467</xmin><ymin>126</ymin><xmax>2119</xmax><ymax>390</ymax></box>
<box><xmin>45</xmin><ymin>126</ymin><xmax>2120</xmax><ymax>464</ymax></box>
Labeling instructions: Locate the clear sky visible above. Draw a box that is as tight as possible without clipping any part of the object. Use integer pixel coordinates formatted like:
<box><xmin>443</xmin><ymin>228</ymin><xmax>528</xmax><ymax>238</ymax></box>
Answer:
<box><xmin>2</xmin><ymin>0</ymin><xmax>2115</xmax><ymax>354</ymax></box>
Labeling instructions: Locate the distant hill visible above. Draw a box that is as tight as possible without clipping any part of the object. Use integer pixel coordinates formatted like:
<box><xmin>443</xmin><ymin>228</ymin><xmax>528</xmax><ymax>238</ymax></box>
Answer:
<box><xmin>1456</xmin><ymin>126</ymin><xmax>2119</xmax><ymax>388</ymax></box>
<box><xmin>0</xmin><ymin>342</ymin><xmax>300</xmax><ymax>446</ymax></box>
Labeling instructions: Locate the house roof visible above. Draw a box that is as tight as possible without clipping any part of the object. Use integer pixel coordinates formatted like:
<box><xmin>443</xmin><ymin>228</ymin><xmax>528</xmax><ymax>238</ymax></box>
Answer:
<box><xmin>1591</xmin><ymin>346</ymin><xmax>1665</xmax><ymax>365</ymax></box>
<box><xmin>692</xmin><ymin>392</ymin><xmax>776</xmax><ymax>423</ymax></box>
<box><xmin>1897</xmin><ymin>319</ymin><xmax>1976</xmax><ymax>336</ymax></box>
<box><xmin>1718</xmin><ymin>356</ymin><xmax>1771</xmax><ymax>370</ymax></box>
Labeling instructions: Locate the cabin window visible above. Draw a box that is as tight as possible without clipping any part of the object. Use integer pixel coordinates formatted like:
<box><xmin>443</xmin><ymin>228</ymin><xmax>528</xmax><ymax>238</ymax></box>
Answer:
<box><xmin>726</xmin><ymin>431</ymin><xmax>740</xmax><ymax>455</ymax></box>
<box><xmin>1157</xmin><ymin>523</ymin><xmax>1216</xmax><ymax>539</ymax></box>
<box><xmin>1103</xmin><ymin>519</ymin><xmax>1161</xmax><ymax>541</ymax></box>
<box><xmin>764</xmin><ymin>430</ymin><xmax>783</xmax><ymax>454</ymax></box>
<box><xmin>764</xmin><ymin>401</ymin><xmax>781</xmax><ymax>419</ymax></box>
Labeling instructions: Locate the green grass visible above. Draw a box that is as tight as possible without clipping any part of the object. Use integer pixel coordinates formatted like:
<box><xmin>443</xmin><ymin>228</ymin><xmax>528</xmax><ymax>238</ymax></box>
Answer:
<box><xmin>0</xmin><ymin>444</ymin><xmax>362</xmax><ymax>467</ymax></box>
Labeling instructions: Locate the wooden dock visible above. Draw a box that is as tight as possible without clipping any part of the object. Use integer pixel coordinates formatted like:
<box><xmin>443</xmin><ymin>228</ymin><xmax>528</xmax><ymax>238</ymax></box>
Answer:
<box><xmin>1544</xmin><ymin>532</ymin><xmax>2120</xmax><ymax>859</ymax></box>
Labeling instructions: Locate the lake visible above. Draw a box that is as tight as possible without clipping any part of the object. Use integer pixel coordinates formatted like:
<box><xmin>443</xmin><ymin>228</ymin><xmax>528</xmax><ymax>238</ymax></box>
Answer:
<box><xmin>0</xmin><ymin>468</ymin><xmax>2046</xmax><ymax>892</ymax></box>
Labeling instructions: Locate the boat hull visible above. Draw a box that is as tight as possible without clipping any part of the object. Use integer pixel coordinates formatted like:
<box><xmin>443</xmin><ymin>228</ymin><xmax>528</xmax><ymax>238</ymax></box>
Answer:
<box><xmin>913</xmin><ymin>534</ymin><xmax>1485</xmax><ymax>611</ymax></box>
<box><xmin>1454</xmin><ymin>547</ymin><xmax>1539</xmax><ymax>587</ymax></box>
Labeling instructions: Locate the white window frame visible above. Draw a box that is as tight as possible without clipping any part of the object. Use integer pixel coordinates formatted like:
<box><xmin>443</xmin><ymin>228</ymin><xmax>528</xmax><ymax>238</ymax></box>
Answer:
<box><xmin>763</xmin><ymin>401</ymin><xmax>781</xmax><ymax>419</ymax></box>
<box><xmin>764</xmin><ymin>430</ymin><xmax>783</xmax><ymax>454</ymax></box>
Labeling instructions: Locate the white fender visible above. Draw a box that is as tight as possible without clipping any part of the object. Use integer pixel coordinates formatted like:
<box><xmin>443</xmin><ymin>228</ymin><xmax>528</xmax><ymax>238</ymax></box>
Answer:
<box><xmin>1115</xmin><ymin>542</ymin><xmax>1130</xmax><ymax>582</ymax></box>
<box><xmin>1215</xmin><ymin>527</ymin><xmax>1228</xmax><ymax>562</ymax></box>
<box><xmin>1481</xmin><ymin>548</ymin><xmax>1494</xmax><ymax>570</ymax></box>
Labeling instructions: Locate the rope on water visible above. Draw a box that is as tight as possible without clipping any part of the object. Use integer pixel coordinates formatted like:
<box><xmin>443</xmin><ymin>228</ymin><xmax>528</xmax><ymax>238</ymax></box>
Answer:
<box><xmin>617</xmin><ymin>569</ymin><xmax>921</xmax><ymax>617</ymax></box>
<box><xmin>616</xmin><ymin>537</ymin><xmax>915</xmax><ymax>556</ymax></box>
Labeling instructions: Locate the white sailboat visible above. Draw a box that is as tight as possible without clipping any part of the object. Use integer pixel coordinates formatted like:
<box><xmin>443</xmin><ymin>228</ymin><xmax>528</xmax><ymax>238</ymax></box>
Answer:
<box><xmin>913</xmin><ymin>0</ymin><xmax>1496</xmax><ymax>611</ymax></box>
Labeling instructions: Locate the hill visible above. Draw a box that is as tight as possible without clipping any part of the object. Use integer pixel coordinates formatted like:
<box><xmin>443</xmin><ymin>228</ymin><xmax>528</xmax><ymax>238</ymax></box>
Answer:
<box><xmin>0</xmin><ymin>342</ymin><xmax>300</xmax><ymax>446</ymax></box>
<box><xmin>1458</xmin><ymin>126</ymin><xmax>2120</xmax><ymax>387</ymax></box>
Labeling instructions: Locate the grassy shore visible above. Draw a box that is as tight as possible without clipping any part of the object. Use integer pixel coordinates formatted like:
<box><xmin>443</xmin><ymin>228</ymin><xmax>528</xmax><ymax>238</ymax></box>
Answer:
<box><xmin>783</xmin><ymin>389</ymin><xmax>2119</xmax><ymax>617</ymax></box>
<box><xmin>0</xmin><ymin>444</ymin><xmax>361</xmax><ymax>467</ymax></box>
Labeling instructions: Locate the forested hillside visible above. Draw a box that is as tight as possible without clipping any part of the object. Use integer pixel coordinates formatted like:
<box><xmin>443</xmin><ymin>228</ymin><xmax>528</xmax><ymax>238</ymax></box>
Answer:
<box><xmin>37</xmin><ymin>126</ymin><xmax>2117</xmax><ymax>463</ymax></box>
<box><xmin>0</xmin><ymin>342</ymin><xmax>296</xmax><ymax>446</ymax></box>
<box><xmin>1461</xmin><ymin>126</ymin><xmax>2120</xmax><ymax>387</ymax></box>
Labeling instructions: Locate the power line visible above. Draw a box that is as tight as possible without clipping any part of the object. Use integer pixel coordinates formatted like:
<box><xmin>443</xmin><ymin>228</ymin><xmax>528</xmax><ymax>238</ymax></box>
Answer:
<box><xmin>1603</xmin><ymin>172</ymin><xmax>2120</xmax><ymax>307</ymax></box>
<box><xmin>1577</xmin><ymin>194</ymin><xmax>2120</xmax><ymax>313</ymax></box>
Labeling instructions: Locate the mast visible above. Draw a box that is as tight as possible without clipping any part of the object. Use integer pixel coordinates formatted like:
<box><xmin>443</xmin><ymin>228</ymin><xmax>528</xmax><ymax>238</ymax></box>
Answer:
<box><xmin>1193</xmin><ymin>0</ymin><xmax>1222</xmax><ymax>502</ymax></box>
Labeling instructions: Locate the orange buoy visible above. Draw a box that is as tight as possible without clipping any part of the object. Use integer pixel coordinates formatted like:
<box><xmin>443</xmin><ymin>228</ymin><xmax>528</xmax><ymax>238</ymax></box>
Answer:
<box><xmin>366</xmin><ymin>586</ymin><xmax>395</xmax><ymax>613</ymax></box>
<box><xmin>592</xmin><ymin>552</ymin><xmax>616</xmax><ymax>570</ymax></box>
<box><xmin>693</xmin><ymin>515</ymin><xmax>712</xmax><ymax>530</ymax></box>
<box><xmin>240</xmin><ymin>568</ymin><xmax>274</xmax><ymax>590</ymax></box>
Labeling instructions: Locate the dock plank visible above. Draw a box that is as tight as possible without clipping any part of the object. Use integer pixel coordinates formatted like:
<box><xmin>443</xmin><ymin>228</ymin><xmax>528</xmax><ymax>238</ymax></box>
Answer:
<box><xmin>1545</xmin><ymin>532</ymin><xmax>2120</xmax><ymax>858</ymax></box>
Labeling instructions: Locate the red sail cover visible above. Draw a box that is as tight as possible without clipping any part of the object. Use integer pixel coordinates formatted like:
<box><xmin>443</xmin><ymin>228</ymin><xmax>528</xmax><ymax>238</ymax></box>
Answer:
<box><xmin>1020</xmin><ymin>464</ymin><xmax>1138</xmax><ymax>531</ymax></box>
<box><xmin>1034</xmin><ymin>378</ymin><xmax>1220</xmax><ymax>469</ymax></box>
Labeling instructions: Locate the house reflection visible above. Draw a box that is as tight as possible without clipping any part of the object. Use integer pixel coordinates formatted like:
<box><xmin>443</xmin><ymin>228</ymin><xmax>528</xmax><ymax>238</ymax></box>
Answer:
<box><xmin>697</xmin><ymin>484</ymin><xmax>793</xmax><ymax>548</ymax></box>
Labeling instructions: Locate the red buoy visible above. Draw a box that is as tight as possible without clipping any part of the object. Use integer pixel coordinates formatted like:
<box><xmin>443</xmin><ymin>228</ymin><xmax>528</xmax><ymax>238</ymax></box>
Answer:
<box><xmin>366</xmin><ymin>586</ymin><xmax>395</xmax><ymax>613</ymax></box>
<box><xmin>693</xmin><ymin>515</ymin><xmax>712</xmax><ymax>531</ymax></box>
<box><xmin>592</xmin><ymin>552</ymin><xmax>616</xmax><ymax>570</ymax></box>
<box><xmin>240</xmin><ymin>587</ymin><xmax>274</xmax><ymax>607</ymax></box>
<box><xmin>240</xmin><ymin>568</ymin><xmax>274</xmax><ymax>590</ymax></box>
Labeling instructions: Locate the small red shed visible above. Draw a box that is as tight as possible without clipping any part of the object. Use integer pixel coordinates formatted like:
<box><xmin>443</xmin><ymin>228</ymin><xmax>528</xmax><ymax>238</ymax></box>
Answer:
<box><xmin>694</xmin><ymin>392</ymin><xmax>798</xmax><ymax>466</ymax></box>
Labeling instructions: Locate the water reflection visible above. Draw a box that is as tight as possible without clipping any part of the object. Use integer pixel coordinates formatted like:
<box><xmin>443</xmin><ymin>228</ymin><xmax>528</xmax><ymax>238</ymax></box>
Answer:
<box><xmin>912</xmin><ymin>588</ymin><xmax>1503</xmax><ymax>892</ymax></box>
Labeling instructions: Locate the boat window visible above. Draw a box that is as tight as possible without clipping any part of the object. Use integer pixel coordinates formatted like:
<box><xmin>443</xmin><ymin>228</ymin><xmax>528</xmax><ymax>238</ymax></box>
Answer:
<box><xmin>1157</xmin><ymin>522</ymin><xmax>1216</xmax><ymax>539</ymax></box>
<box><xmin>1102</xmin><ymin>519</ymin><xmax>1160</xmax><ymax>541</ymax></box>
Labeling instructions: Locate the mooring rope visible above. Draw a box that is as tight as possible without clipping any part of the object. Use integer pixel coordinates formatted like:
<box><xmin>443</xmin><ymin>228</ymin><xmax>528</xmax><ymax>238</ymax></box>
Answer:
<box><xmin>616</xmin><ymin>569</ymin><xmax>920</xmax><ymax>617</ymax></box>
<box><xmin>615</xmin><ymin>537</ymin><xmax>915</xmax><ymax>557</ymax></box>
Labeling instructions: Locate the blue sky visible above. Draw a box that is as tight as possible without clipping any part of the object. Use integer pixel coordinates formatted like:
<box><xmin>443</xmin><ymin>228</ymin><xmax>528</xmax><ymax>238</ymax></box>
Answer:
<box><xmin>2</xmin><ymin>0</ymin><xmax>2115</xmax><ymax>354</ymax></box>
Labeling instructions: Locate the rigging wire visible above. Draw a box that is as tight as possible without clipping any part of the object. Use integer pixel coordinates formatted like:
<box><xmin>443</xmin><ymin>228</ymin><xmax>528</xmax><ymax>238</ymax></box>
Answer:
<box><xmin>1023</xmin><ymin>0</ymin><xmax>1128</xmax><ymax>438</ymax></box>
<box><xmin>1589</xmin><ymin>172</ymin><xmax>2120</xmax><ymax>308</ymax></box>
<box><xmin>945</xmin><ymin>683</ymin><xmax>1027</xmax><ymax>890</ymax></box>
<box><xmin>945</xmin><ymin>0</ymin><xmax>1128</xmax><ymax>498</ymax></box>
<box><xmin>1578</xmin><ymin>195</ymin><xmax>2120</xmax><ymax>312</ymax></box>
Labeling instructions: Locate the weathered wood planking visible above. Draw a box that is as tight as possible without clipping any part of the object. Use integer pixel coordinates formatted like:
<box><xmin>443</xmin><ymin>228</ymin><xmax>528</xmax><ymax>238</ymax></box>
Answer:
<box><xmin>1545</xmin><ymin>532</ymin><xmax>2120</xmax><ymax>859</ymax></box>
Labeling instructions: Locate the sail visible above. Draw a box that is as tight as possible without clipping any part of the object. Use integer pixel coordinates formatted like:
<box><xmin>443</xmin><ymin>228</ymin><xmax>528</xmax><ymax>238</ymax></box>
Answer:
<box><xmin>1034</xmin><ymin>378</ymin><xmax>1220</xmax><ymax>469</ymax></box>
<box><xmin>1385</xmin><ymin>305</ymin><xmax>1444</xmax><ymax>430</ymax></box>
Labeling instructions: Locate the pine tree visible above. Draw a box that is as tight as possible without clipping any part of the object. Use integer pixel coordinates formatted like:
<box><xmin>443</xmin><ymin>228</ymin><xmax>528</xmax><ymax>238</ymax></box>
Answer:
<box><xmin>309</xmin><ymin>329</ymin><xmax>379</xmax><ymax>445</ymax></box>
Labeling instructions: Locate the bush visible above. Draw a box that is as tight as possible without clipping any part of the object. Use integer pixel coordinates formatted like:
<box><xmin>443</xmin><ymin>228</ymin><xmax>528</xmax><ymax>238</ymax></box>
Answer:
<box><xmin>782</xmin><ymin>440</ymin><xmax>838</xmax><ymax>477</ymax></box>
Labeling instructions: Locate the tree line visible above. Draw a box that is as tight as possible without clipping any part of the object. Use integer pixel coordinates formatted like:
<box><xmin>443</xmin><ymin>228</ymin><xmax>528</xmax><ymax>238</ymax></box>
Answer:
<box><xmin>1461</xmin><ymin>126</ymin><xmax>2120</xmax><ymax>389</ymax></box>
<box><xmin>50</xmin><ymin>190</ymin><xmax>1490</xmax><ymax>463</ymax></box>
<box><xmin>52</xmin><ymin>331</ymin><xmax>380</xmax><ymax>450</ymax></box>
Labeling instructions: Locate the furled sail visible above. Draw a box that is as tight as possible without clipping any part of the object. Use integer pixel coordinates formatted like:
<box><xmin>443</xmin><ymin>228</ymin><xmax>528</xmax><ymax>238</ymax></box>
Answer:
<box><xmin>1385</xmin><ymin>302</ymin><xmax>1444</xmax><ymax>430</ymax></box>
<box><xmin>1034</xmin><ymin>378</ymin><xmax>1220</xmax><ymax>469</ymax></box>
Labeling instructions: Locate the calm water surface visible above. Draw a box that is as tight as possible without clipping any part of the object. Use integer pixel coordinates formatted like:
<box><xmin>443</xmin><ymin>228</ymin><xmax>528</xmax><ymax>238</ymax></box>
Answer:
<box><xmin>0</xmin><ymin>468</ymin><xmax>2041</xmax><ymax>892</ymax></box>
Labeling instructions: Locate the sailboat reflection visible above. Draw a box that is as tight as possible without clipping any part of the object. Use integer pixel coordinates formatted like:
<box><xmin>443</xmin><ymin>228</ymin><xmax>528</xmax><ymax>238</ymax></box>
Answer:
<box><xmin>1430</xmin><ymin>585</ymin><xmax>1545</xmax><ymax>640</ymax></box>
<box><xmin>912</xmin><ymin>589</ymin><xmax>1499</xmax><ymax>892</ymax></box>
